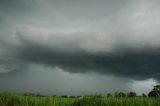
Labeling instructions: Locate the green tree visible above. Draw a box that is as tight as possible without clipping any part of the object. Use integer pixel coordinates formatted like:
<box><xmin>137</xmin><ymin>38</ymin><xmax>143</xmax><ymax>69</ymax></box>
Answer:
<box><xmin>118</xmin><ymin>92</ymin><xmax>126</xmax><ymax>97</ymax></box>
<box><xmin>148</xmin><ymin>85</ymin><xmax>160</xmax><ymax>97</ymax></box>
<box><xmin>107</xmin><ymin>93</ymin><xmax>112</xmax><ymax>97</ymax></box>
<box><xmin>142</xmin><ymin>93</ymin><xmax>147</xmax><ymax>97</ymax></box>
<box><xmin>114</xmin><ymin>92</ymin><xmax>126</xmax><ymax>97</ymax></box>
<box><xmin>127</xmin><ymin>92</ymin><xmax>136</xmax><ymax>97</ymax></box>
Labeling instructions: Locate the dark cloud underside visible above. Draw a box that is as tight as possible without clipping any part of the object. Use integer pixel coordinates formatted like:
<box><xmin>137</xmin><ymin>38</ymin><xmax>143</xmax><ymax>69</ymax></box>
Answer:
<box><xmin>14</xmin><ymin>38</ymin><xmax>160</xmax><ymax>80</ymax></box>
<box><xmin>0</xmin><ymin>0</ymin><xmax>160</xmax><ymax>82</ymax></box>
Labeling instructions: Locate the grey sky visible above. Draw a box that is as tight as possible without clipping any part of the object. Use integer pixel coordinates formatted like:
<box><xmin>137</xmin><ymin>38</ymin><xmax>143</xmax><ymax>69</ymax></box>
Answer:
<box><xmin>0</xmin><ymin>0</ymin><xmax>160</xmax><ymax>95</ymax></box>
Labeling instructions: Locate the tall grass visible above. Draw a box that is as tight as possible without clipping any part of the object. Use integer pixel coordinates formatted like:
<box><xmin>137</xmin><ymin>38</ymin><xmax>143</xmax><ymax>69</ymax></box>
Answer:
<box><xmin>0</xmin><ymin>93</ymin><xmax>160</xmax><ymax>106</ymax></box>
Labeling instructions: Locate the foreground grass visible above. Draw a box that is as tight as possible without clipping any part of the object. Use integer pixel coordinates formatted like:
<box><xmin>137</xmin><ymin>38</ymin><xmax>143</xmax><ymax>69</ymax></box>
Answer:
<box><xmin>0</xmin><ymin>93</ymin><xmax>160</xmax><ymax>106</ymax></box>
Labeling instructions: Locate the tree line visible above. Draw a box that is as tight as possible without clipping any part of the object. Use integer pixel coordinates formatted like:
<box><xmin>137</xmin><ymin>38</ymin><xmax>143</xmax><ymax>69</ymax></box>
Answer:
<box><xmin>23</xmin><ymin>85</ymin><xmax>160</xmax><ymax>98</ymax></box>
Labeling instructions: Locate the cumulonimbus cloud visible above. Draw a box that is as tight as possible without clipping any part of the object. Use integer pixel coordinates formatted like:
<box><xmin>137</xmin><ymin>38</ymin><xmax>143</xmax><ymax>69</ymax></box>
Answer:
<box><xmin>1</xmin><ymin>0</ymin><xmax>160</xmax><ymax>81</ymax></box>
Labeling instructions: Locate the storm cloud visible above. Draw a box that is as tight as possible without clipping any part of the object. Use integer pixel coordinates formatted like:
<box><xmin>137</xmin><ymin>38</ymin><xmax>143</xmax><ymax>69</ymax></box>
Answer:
<box><xmin>6</xmin><ymin>35</ymin><xmax>160</xmax><ymax>80</ymax></box>
<box><xmin>0</xmin><ymin>0</ymin><xmax>160</xmax><ymax>94</ymax></box>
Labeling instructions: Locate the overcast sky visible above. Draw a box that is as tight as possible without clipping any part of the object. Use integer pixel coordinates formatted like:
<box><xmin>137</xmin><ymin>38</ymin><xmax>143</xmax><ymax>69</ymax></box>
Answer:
<box><xmin>0</xmin><ymin>0</ymin><xmax>160</xmax><ymax>95</ymax></box>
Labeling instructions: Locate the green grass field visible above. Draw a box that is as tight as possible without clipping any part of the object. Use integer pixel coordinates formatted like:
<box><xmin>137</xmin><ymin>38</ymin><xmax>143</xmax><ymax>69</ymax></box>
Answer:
<box><xmin>0</xmin><ymin>93</ymin><xmax>160</xmax><ymax>106</ymax></box>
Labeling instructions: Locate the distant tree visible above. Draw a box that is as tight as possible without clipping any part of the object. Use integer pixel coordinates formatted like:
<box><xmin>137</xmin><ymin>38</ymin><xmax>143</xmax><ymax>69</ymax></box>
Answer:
<box><xmin>61</xmin><ymin>95</ymin><xmax>68</xmax><ymax>98</ymax></box>
<box><xmin>114</xmin><ymin>92</ymin><xmax>126</xmax><ymax>97</ymax></box>
<box><xmin>69</xmin><ymin>96</ymin><xmax>76</xmax><ymax>98</ymax></box>
<box><xmin>118</xmin><ymin>92</ymin><xmax>126</xmax><ymax>97</ymax></box>
<box><xmin>107</xmin><ymin>93</ymin><xmax>112</xmax><ymax>97</ymax></box>
<box><xmin>77</xmin><ymin>96</ymin><xmax>82</xmax><ymax>98</ymax></box>
<box><xmin>127</xmin><ymin>92</ymin><xmax>136</xmax><ymax>97</ymax></box>
<box><xmin>52</xmin><ymin>95</ymin><xmax>57</xmax><ymax>97</ymax></box>
<box><xmin>24</xmin><ymin>93</ymin><xmax>36</xmax><ymax>96</ymax></box>
<box><xmin>36</xmin><ymin>94</ymin><xmax>45</xmax><ymax>97</ymax></box>
<box><xmin>148</xmin><ymin>85</ymin><xmax>160</xmax><ymax>97</ymax></box>
<box><xmin>24</xmin><ymin>93</ymin><xmax>45</xmax><ymax>97</ymax></box>
<box><xmin>142</xmin><ymin>93</ymin><xmax>147</xmax><ymax>97</ymax></box>
<box><xmin>114</xmin><ymin>92</ymin><xmax>119</xmax><ymax>97</ymax></box>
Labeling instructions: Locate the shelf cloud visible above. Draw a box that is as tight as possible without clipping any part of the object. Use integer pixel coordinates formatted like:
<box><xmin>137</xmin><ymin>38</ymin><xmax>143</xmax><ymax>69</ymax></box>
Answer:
<box><xmin>0</xmin><ymin>0</ymin><xmax>160</xmax><ymax>94</ymax></box>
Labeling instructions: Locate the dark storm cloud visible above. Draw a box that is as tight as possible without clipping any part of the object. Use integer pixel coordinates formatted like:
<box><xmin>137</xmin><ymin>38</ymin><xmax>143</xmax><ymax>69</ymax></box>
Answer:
<box><xmin>12</xmin><ymin>36</ymin><xmax>160</xmax><ymax>80</ymax></box>
<box><xmin>0</xmin><ymin>0</ymin><xmax>160</xmax><ymax>82</ymax></box>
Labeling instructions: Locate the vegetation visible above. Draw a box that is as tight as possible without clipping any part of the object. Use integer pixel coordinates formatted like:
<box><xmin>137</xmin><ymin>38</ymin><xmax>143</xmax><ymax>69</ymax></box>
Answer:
<box><xmin>0</xmin><ymin>92</ymin><xmax>160</xmax><ymax>106</ymax></box>
<box><xmin>148</xmin><ymin>85</ymin><xmax>160</xmax><ymax>97</ymax></box>
<box><xmin>0</xmin><ymin>85</ymin><xmax>160</xmax><ymax>106</ymax></box>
